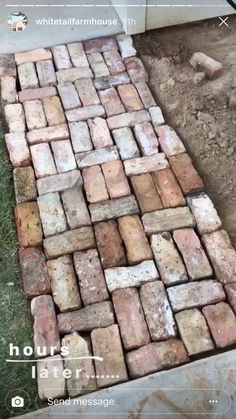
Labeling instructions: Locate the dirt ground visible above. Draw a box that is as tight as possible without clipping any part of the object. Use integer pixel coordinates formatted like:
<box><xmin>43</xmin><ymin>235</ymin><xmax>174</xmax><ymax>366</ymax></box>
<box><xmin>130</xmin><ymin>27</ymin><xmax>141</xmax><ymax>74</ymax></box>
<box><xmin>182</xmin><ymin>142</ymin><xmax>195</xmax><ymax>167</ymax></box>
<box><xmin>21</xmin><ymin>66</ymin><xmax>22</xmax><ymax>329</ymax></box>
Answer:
<box><xmin>134</xmin><ymin>16</ymin><xmax>236</xmax><ymax>248</ymax></box>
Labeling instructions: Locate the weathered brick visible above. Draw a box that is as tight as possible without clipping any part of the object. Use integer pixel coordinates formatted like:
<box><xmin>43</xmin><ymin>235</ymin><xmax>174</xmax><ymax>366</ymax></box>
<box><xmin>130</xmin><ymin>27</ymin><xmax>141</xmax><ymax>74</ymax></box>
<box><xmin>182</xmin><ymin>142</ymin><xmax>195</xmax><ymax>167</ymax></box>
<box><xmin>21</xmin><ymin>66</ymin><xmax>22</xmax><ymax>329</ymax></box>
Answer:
<box><xmin>47</xmin><ymin>255</ymin><xmax>81</xmax><ymax>311</ymax></box>
<box><xmin>169</xmin><ymin>153</ymin><xmax>204</xmax><ymax>195</ymax></box>
<box><xmin>118</xmin><ymin>84</ymin><xmax>143</xmax><ymax>112</ymax></box>
<box><xmin>135</xmin><ymin>82</ymin><xmax>156</xmax><ymax>109</ymax></box>
<box><xmin>105</xmin><ymin>260</ymin><xmax>159</xmax><ymax>292</ymax></box>
<box><xmin>37</xmin><ymin>170</ymin><xmax>82</xmax><ymax>195</ymax></box>
<box><xmin>124</xmin><ymin>153</ymin><xmax>169</xmax><ymax>176</ymax></box>
<box><xmin>173</xmin><ymin>229</ymin><xmax>212</xmax><ymax>280</ymax></box>
<box><xmin>118</xmin><ymin>215</ymin><xmax>152</xmax><ymax>264</ymax></box>
<box><xmin>14</xmin><ymin>166</ymin><xmax>37</xmax><ymax>203</ymax></box>
<box><xmin>83</xmin><ymin>166</ymin><xmax>109</xmax><ymax>203</ymax></box>
<box><xmin>56</xmin><ymin>67</ymin><xmax>93</xmax><ymax>83</ymax></box>
<box><xmin>175</xmin><ymin>309</ymin><xmax>214</xmax><ymax>355</ymax></box>
<box><xmin>66</xmin><ymin>105</ymin><xmax>105</xmax><ymax>122</ymax></box>
<box><xmin>27</xmin><ymin>124</ymin><xmax>69</xmax><ymax>145</ymax></box>
<box><xmin>134</xmin><ymin>122</ymin><xmax>159</xmax><ymax>156</ymax></box>
<box><xmin>203</xmin><ymin>303</ymin><xmax>236</xmax><ymax>348</ymax></box>
<box><xmin>18</xmin><ymin>86</ymin><xmax>57</xmax><ymax>103</ymax></box>
<box><xmin>186</xmin><ymin>193</ymin><xmax>222</xmax><ymax>235</ymax></box>
<box><xmin>149</xmin><ymin>106</ymin><xmax>165</xmax><ymax>125</ymax></box>
<box><xmin>202</xmin><ymin>230</ymin><xmax>236</xmax><ymax>284</ymax></box>
<box><xmin>18</xmin><ymin>62</ymin><xmax>39</xmax><ymax>90</ymax></box>
<box><xmin>1</xmin><ymin>76</ymin><xmax>17</xmax><ymax>104</ymax></box>
<box><xmin>107</xmin><ymin>110</ymin><xmax>150</xmax><ymax>130</ymax></box>
<box><xmin>43</xmin><ymin>96</ymin><xmax>66</xmax><ymax>126</ymax></box>
<box><xmin>94</xmin><ymin>72</ymin><xmax>130</xmax><ymax>90</ymax></box>
<box><xmin>102</xmin><ymin>160</ymin><xmax>131</xmax><ymax>199</ymax></box>
<box><xmin>90</xmin><ymin>195</ymin><xmax>140</xmax><ymax>223</ymax></box>
<box><xmin>57</xmin><ymin>83</ymin><xmax>81</xmax><ymax>110</ymax></box>
<box><xmin>69</xmin><ymin>121</ymin><xmax>92</xmax><ymax>153</ymax></box>
<box><xmin>15</xmin><ymin>48</ymin><xmax>52</xmax><ymax>65</ymax></box>
<box><xmin>74</xmin><ymin>249</ymin><xmax>109</xmax><ymax>305</ymax></box>
<box><xmin>43</xmin><ymin>226</ymin><xmax>95</xmax><ymax>258</ymax></box>
<box><xmin>15</xmin><ymin>202</ymin><xmax>43</xmax><ymax>247</ymax></box>
<box><xmin>5</xmin><ymin>132</ymin><xmax>30</xmax><ymax>167</ymax></box>
<box><xmin>88</xmin><ymin>117</ymin><xmax>113</xmax><ymax>149</ymax></box>
<box><xmin>0</xmin><ymin>53</ymin><xmax>16</xmax><ymax>77</ymax></box>
<box><xmin>189</xmin><ymin>52</ymin><xmax>223</xmax><ymax>80</ymax></box>
<box><xmin>113</xmin><ymin>288</ymin><xmax>150</xmax><ymax>350</ymax></box>
<box><xmin>5</xmin><ymin>103</ymin><xmax>25</xmax><ymax>132</ymax></box>
<box><xmin>124</xmin><ymin>57</ymin><xmax>148</xmax><ymax>83</ymax></box>
<box><xmin>37</xmin><ymin>355</ymin><xmax>66</xmax><ymax>400</ymax></box>
<box><xmin>140</xmin><ymin>281</ymin><xmax>177</xmax><ymax>340</ymax></box>
<box><xmin>36</xmin><ymin>60</ymin><xmax>56</xmax><ymax>87</ymax></box>
<box><xmin>126</xmin><ymin>339</ymin><xmax>189</xmax><ymax>379</ymax></box>
<box><xmin>52</xmin><ymin>44</ymin><xmax>72</xmax><ymax>70</ymax></box>
<box><xmin>151</xmin><ymin>233</ymin><xmax>187</xmax><ymax>286</ymax></box>
<box><xmin>94</xmin><ymin>220</ymin><xmax>127</xmax><ymax>269</ymax></box>
<box><xmin>152</xmin><ymin>168</ymin><xmax>185</xmax><ymax>208</ymax></box>
<box><xmin>84</xmin><ymin>37</ymin><xmax>118</xmax><ymax>54</ymax></box>
<box><xmin>131</xmin><ymin>173</ymin><xmax>163</xmax><ymax>213</ymax></box>
<box><xmin>62</xmin><ymin>333</ymin><xmax>97</xmax><ymax>397</ymax></box>
<box><xmin>37</xmin><ymin>192</ymin><xmax>67</xmax><ymax>237</ymax></box>
<box><xmin>31</xmin><ymin>143</ymin><xmax>57</xmax><ymax>178</ymax></box>
<box><xmin>58</xmin><ymin>301</ymin><xmax>114</xmax><ymax>333</ymax></box>
<box><xmin>167</xmin><ymin>280</ymin><xmax>225</xmax><ymax>312</ymax></box>
<box><xmin>112</xmin><ymin>127</ymin><xmax>140</xmax><ymax>160</ymax></box>
<box><xmin>67</xmin><ymin>42</ymin><xmax>89</xmax><ymax>67</ymax></box>
<box><xmin>19</xmin><ymin>247</ymin><xmax>50</xmax><ymax>298</ymax></box>
<box><xmin>77</xmin><ymin>146</ymin><xmax>119</xmax><ymax>168</ymax></box>
<box><xmin>116</xmin><ymin>34</ymin><xmax>136</xmax><ymax>59</ymax></box>
<box><xmin>24</xmin><ymin>99</ymin><xmax>47</xmax><ymax>130</ymax></box>
<box><xmin>142</xmin><ymin>207</ymin><xmax>196</xmax><ymax>235</ymax></box>
<box><xmin>51</xmin><ymin>140</ymin><xmax>76</xmax><ymax>173</ymax></box>
<box><xmin>103</xmin><ymin>49</ymin><xmax>125</xmax><ymax>74</ymax></box>
<box><xmin>75</xmin><ymin>78</ymin><xmax>100</xmax><ymax>106</ymax></box>
<box><xmin>99</xmin><ymin>87</ymin><xmax>125</xmax><ymax>117</ymax></box>
<box><xmin>225</xmin><ymin>283</ymin><xmax>236</xmax><ymax>314</ymax></box>
<box><xmin>155</xmin><ymin>125</ymin><xmax>185</xmax><ymax>156</ymax></box>
<box><xmin>61</xmin><ymin>187</ymin><xmax>91</xmax><ymax>229</ymax></box>
<box><xmin>31</xmin><ymin>295</ymin><xmax>60</xmax><ymax>356</ymax></box>
<box><xmin>88</xmin><ymin>53</ymin><xmax>109</xmax><ymax>77</ymax></box>
<box><xmin>91</xmin><ymin>324</ymin><xmax>128</xmax><ymax>388</ymax></box>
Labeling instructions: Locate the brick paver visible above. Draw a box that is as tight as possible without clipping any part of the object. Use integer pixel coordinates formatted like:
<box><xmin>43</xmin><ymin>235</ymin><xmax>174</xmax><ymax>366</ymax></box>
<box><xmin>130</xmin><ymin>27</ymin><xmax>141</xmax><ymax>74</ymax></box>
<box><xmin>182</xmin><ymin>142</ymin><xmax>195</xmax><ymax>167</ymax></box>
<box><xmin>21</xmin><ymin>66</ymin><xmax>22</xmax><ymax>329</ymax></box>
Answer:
<box><xmin>2</xmin><ymin>36</ymin><xmax>236</xmax><ymax>401</ymax></box>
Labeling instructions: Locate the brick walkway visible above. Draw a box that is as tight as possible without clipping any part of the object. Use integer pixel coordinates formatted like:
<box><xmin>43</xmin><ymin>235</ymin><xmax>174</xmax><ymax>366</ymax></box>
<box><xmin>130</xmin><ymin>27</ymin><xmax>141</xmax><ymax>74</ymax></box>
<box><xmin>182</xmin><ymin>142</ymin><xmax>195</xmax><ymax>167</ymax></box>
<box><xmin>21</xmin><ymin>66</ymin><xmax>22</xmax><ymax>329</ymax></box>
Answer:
<box><xmin>1</xmin><ymin>35</ymin><xmax>236</xmax><ymax>400</ymax></box>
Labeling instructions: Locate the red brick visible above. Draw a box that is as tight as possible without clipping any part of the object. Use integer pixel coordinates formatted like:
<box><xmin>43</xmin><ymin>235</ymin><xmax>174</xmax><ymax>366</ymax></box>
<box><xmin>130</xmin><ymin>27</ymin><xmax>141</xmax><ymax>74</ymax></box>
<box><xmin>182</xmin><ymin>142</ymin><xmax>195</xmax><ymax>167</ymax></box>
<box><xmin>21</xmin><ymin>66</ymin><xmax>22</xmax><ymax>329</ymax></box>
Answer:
<box><xmin>88</xmin><ymin>117</ymin><xmax>113</xmax><ymax>149</ymax></box>
<box><xmin>189</xmin><ymin>52</ymin><xmax>223</xmax><ymax>80</ymax></box>
<box><xmin>126</xmin><ymin>339</ymin><xmax>189</xmax><ymax>378</ymax></box>
<box><xmin>5</xmin><ymin>103</ymin><xmax>26</xmax><ymax>132</ymax></box>
<box><xmin>56</xmin><ymin>67</ymin><xmax>93</xmax><ymax>83</ymax></box>
<box><xmin>88</xmin><ymin>53</ymin><xmax>109</xmax><ymax>78</ymax></box>
<box><xmin>94</xmin><ymin>220</ymin><xmax>127</xmax><ymax>269</ymax></box>
<box><xmin>31</xmin><ymin>295</ymin><xmax>60</xmax><ymax>356</ymax></box>
<box><xmin>43</xmin><ymin>96</ymin><xmax>66</xmax><ymax>126</ymax></box>
<box><xmin>203</xmin><ymin>303</ymin><xmax>236</xmax><ymax>348</ymax></box>
<box><xmin>103</xmin><ymin>49</ymin><xmax>125</xmax><ymax>75</ymax></box>
<box><xmin>18</xmin><ymin>86</ymin><xmax>57</xmax><ymax>103</ymax></box>
<box><xmin>83</xmin><ymin>37</ymin><xmax>118</xmax><ymax>54</ymax></box>
<box><xmin>118</xmin><ymin>84</ymin><xmax>143</xmax><ymax>112</ymax></box>
<box><xmin>173</xmin><ymin>229</ymin><xmax>212</xmax><ymax>280</ymax></box>
<box><xmin>112</xmin><ymin>127</ymin><xmax>139</xmax><ymax>159</ymax></box>
<box><xmin>19</xmin><ymin>247</ymin><xmax>50</xmax><ymax>298</ymax></box>
<box><xmin>52</xmin><ymin>44</ymin><xmax>72</xmax><ymax>70</ymax></box>
<box><xmin>61</xmin><ymin>187</ymin><xmax>91</xmax><ymax>229</ymax></box>
<box><xmin>14</xmin><ymin>166</ymin><xmax>37</xmax><ymax>204</ymax></box>
<box><xmin>186</xmin><ymin>193</ymin><xmax>221</xmax><ymax>235</ymax></box>
<box><xmin>77</xmin><ymin>147</ymin><xmax>119</xmax><ymax>169</ymax></box>
<box><xmin>169</xmin><ymin>153</ymin><xmax>204</xmax><ymax>195</ymax></box>
<box><xmin>75</xmin><ymin>78</ymin><xmax>100</xmax><ymax>106</ymax></box>
<box><xmin>1</xmin><ymin>76</ymin><xmax>17</xmax><ymax>104</ymax></box>
<box><xmin>149</xmin><ymin>106</ymin><xmax>165</xmax><ymax>125</ymax></box>
<box><xmin>90</xmin><ymin>195</ymin><xmax>140</xmax><ymax>223</ymax></box>
<box><xmin>31</xmin><ymin>143</ymin><xmax>57</xmax><ymax>178</ymax></box>
<box><xmin>131</xmin><ymin>174</ymin><xmax>163</xmax><ymax>213</ymax></box>
<box><xmin>27</xmin><ymin>124</ymin><xmax>69</xmax><ymax>145</ymax></box>
<box><xmin>69</xmin><ymin>121</ymin><xmax>92</xmax><ymax>153</ymax></box>
<box><xmin>15</xmin><ymin>202</ymin><xmax>43</xmax><ymax>247</ymax></box>
<box><xmin>51</xmin><ymin>140</ymin><xmax>77</xmax><ymax>173</ymax></box>
<box><xmin>57</xmin><ymin>83</ymin><xmax>81</xmax><ymax>110</ymax></box>
<box><xmin>15</xmin><ymin>48</ymin><xmax>52</xmax><ymax>65</ymax></box>
<box><xmin>37</xmin><ymin>192</ymin><xmax>67</xmax><ymax>237</ymax></box>
<box><xmin>225</xmin><ymin>283</ymin><xmax>236</xmax><ymax>314</ymax></box>
<box><xmin>24</xmin><ymin>100</ymin><xmax>47</xmax><ymax>130</ymax></box>
<box><xmin>57</xmin><ymin>301</ymin><xmax>114</xmax><ymax>333</ymax></box>
<box><xmin>18</xmin><ymin>62</ymin><xmax>39</xmax><ymax>90</ymax></box>
<box><xmin>134</xmin><ymin>122</ymin><xmax>159</xmax><ymax>156</ymax></box>
<box><xmin>0</xmin><ymin>54</ymin><xmax>16</xmax><ymax>77</ymax></box>
<box><xmin>83</xmin><ymin>166</ymin><xmax>109</xmax><ymax>203</ymax></box>
<box><xmin>135</xmin><ymin>82</ymin><xmax>156</xmax><ymax>109</ymax></box>
<box><xmin>140</xmin><ymin>281</ymin><xmax>177</xmax><ymax>341</ymax></box>
<box><xmin>118</xmin><ymin>215</ymin><xmax>152</xmax><ymax>264</ymax></box>
<box><xmin>116</xmin><ymin>34</ymin><xmax>136</xmax><ymax>59</ymax></box>
<box><xmin>152</xmin><ymin>168</ymin><xmax>185</xmax><ymax>208</ymax></box>
<box><xmin>155</xmin><ymin>125</ymin><xmax>185</xmax><ymax>156</ymax></box>
<box><xmin>37</xmin><ymin>170</ymin><xmax>81</xmax><ymax>196</ymax></box>
<box><xmin>142</xmin><ymin>207</ymin><xmax>195</xmax><ymax>235</ymax></box>
<box><xmin>91</xmin><ymin>324</ymin><xmax>128</xmax><ymax>388</ymax></box>
<box><xmin>66</xmin><ymin>105</ymin><xmax>105</xmax><ymax>122</ymax></box>
<box><xmin>99</xmin><ymin>87</ymin><xmax>125</xmax><ymax>117</ymax></box>
<box><xmin>112</xmin><ymin>288</ymin><xmax>150</xmax><ymax>350</ymax></box>
<box><xmin>5</xmin><ymin>132</ymin><xmax>30</xmax><ymax>168</ymax></box>
<box><xmin>94</xmin><ymin>72</ymin><xmax>130</xmax><ymax>90</ymax></box>
<box><xmin>124</xmin><ymin>153</ymin><xmax>168</xmax><ymax>176</ymax></box>
<box><xmin>124</xmin><ymin>57</ymin><xmax>148</xmax><ymax>83</ymax></box>
<box><xmin>67</xmin><ymin>42</ymin><xmax>89</xmax><ymax>67</ymax></box>
<box><xmin>107</xmin><ymin>110</ymin><xmax>150</xmax><ymax>130</ymax></box>
<box><xmin>36</xmin><ymin>60</ymin><xmax>57</xmax><ymax>87</ymax></box>
<box><xmin>74</xmin><ymin>249</ymin><xmax>109</xmax><ymax>305</ymax></box>
<box><xmin>102</xmin><ymin>160</ymin><xmax>131</xmax><ymax>199</ymax></box>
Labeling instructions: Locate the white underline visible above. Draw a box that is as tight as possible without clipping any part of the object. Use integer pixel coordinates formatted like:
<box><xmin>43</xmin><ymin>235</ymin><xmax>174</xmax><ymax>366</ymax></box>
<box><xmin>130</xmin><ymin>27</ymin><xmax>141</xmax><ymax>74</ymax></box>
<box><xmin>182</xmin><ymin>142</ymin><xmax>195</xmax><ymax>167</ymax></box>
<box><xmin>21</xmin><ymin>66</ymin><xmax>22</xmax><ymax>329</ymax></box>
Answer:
<box><xmin>4</xmin><ymin>4</ymin><xmax>233</xmax><ymax>8</ymax></box>
<box><xmin>6</xmin><ymin>356</ymin><xmax>103</xmax><ymax>362</ymax></box>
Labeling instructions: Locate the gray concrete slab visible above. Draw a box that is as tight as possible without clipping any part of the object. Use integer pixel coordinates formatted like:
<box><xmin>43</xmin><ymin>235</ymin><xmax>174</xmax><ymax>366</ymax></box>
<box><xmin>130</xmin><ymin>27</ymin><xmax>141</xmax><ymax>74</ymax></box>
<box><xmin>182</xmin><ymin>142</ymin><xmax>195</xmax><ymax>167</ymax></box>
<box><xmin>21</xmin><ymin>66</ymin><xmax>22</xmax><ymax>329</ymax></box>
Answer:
<box><xmin>15</xmin><ymin>350</ymin><xmax>236</xmax><ymax>418</ymax></box>
<box><xmin>0</xmin><ymin>1</ymin><xmax>124</xmax><ymax>53</ymax></box>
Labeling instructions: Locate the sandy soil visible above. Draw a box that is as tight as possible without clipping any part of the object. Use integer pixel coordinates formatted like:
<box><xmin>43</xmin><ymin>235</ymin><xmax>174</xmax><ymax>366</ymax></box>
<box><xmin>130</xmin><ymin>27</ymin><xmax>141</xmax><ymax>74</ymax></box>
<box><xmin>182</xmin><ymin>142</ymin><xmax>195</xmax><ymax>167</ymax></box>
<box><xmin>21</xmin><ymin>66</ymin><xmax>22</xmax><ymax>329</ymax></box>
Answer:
<box><xmin>134</xmin><ymin>16</ymin><xmax>236</xmax><ymax>247</ymax></box>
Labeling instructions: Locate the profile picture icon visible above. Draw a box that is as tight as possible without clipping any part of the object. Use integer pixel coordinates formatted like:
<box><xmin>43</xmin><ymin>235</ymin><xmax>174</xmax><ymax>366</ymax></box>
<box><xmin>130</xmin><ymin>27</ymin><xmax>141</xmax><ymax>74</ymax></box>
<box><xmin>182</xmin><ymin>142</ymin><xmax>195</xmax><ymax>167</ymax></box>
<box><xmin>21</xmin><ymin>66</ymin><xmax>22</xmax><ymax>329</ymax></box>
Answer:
<box><xmin>8</xmin><ymin>11</ymin><xmax>28</xmax><ymax>32</ymax></box>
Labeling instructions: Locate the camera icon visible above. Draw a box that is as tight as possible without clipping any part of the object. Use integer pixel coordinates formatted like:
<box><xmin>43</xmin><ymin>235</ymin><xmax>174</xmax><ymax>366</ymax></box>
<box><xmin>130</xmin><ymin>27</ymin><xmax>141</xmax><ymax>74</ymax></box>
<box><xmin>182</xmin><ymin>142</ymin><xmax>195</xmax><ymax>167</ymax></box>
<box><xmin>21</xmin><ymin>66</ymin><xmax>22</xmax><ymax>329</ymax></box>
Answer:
<box><xmin>11</xmin><ymin>396</ymin><xmax>24</xmax><ymax>408</ymax></box>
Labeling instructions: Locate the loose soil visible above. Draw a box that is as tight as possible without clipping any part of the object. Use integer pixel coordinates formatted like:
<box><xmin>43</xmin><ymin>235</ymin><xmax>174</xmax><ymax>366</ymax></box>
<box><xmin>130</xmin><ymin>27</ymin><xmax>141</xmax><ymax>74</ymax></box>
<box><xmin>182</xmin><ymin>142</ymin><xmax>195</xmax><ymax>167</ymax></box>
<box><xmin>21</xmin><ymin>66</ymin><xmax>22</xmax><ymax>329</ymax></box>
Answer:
<box><xmin>134</xmin><ymin>16</ymin><xmax>236</xmax><ymax>247</ymax></box>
